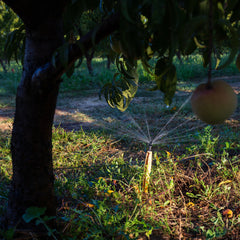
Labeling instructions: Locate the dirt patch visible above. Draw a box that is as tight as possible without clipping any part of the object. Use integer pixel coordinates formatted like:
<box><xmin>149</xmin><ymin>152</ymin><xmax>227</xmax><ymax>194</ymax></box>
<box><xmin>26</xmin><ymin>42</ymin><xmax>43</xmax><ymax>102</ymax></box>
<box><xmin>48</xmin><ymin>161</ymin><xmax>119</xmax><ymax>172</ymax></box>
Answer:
<box><xmin>0</xmin><ymin>78</ymin><xmax>239</xmax><ymax>133</ymax></box>
<box><xmin>0</xmin><ymin>108</ymin><xmax>14</xmax><ymax>132</ymax></box>
<box><xmin>0</xmin><ymin>108</ymin><xmax>14</xmax><ymax>118</ymax></box>
<box><xmin>232</xmin><ymin>82</ymin><xmax>240</xmax><ymax>94</ymax></box>
<box><xmin>69</xmin><ymin>97</ymin><xmax>108</xmax><ymax>111</ymax></box>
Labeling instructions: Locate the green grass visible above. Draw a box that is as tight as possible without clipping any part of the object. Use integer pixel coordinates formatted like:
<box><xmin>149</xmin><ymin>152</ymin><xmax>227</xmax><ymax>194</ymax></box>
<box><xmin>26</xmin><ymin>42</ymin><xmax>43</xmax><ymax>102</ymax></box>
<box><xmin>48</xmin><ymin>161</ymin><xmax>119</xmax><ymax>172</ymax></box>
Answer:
<box><xmin>52</xmin><ymin>125</ymin><xmax>240</xmax><ymax>239</ymax></box>
<box><xmin>0</xmin><ymin>54</ymin><xmax>240</xmax><ymax>239</ymax></box>
<box><xmin>1</xmin><ymin>121</ymin><xmax>240</xmax><ymax>239</ymax></box>
<box><xmin>174</xmin><ymin>54</ymin><xmax>240</xmax><ymax>81</ymax></box>
<box><xmin>0</xmin><ymin>53</ymin><xmax>239</xmax><ymax>100</ymax></box>
<box><xmin>0</xmin><ymin>131</ymin><xmax>11</xmax><ymax>217</ymax></box>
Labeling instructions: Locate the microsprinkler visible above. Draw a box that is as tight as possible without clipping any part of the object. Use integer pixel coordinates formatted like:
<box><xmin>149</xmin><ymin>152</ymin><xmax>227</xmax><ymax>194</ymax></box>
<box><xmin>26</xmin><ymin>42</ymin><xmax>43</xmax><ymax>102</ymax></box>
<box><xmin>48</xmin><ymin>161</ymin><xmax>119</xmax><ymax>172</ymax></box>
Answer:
<box><xmin>142</xmin><ymin>141</ymin><xmax>153</xmax><ymax>193</ymax></box>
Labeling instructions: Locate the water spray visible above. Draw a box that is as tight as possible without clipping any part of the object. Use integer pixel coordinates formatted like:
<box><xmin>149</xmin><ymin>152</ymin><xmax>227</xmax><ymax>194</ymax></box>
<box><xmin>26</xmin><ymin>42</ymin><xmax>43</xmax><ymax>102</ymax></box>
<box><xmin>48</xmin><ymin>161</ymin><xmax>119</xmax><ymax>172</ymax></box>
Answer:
<box><xmin>142</xmin><ymin>141</ymin><xmax>153</xmax><ymax>193</ymax></box>
<box><xmin>99</xmin><ymin>94</ymin><xmax>205</xmax><ymax>193</ymax></box>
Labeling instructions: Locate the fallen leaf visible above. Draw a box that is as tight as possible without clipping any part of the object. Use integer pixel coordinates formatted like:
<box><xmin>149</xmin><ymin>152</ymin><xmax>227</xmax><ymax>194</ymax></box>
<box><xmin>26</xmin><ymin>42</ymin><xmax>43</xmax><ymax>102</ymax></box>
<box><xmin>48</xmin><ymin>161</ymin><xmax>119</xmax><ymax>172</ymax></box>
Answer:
<box><xmin>105</xmin><ymin>189</ymin><xmax>114</xmax><ymax>197</ymax></box>
<box><xmin>222</xmin><ymin>209</ymin><xmax>233</xmax><ymax>218</ymax></box>
<box><xmin>186</xmin><ymin>202</ymin><xmax>195</xmax><ymax>208</ymax></box>
<box><xmin>166</xmin><ymin>151</ymin><xmax>171</xmax><ymax>159</ymax></box>
<box><xmin>84</xmin><ymin>203</ymin><xmax>95</xmax><ymax>208</ymax></box>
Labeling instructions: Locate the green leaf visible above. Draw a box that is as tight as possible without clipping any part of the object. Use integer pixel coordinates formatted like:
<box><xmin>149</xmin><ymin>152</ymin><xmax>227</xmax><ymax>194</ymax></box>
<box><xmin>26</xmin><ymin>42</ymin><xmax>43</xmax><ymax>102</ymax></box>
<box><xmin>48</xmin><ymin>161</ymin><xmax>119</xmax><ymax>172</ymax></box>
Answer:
<box><xmin>58</xmin><ymin>43</ymin><xmax>69</xmax><ymax>69</ymax></box>
<box><xmin>193</xmin><ymin>36</ymin><xmax>206</xmax><ymax>49</ymax></box>
<box><xmin>4</xmin><ymin>24</ymin><xmax>25</xmax><ymax>63</ymax></box>
<box><xmin>35</xmin><ymin>218</ymin><xmax>43</xmax><ymax>226</ymax></box>
<box><xmin>162</xmin><ymin>65</ymin><xmax>177</xmax><ymax>106</ymax></box>
<box><xmin>216</xmin><ymin>19</ymin><xmax>240</xmax><ymax>70</ymax></box>
<box><xmin>101</xmin><ymin>62</ymin><xmax>138</xmax><ymax>112</ymax></box>
<box><xmin>215</xmin><ymin>57</ymin><xmax>221</xmax><ymax>70</ymax></box>
<box><xmin>206</xmin><ymin>229</ymin><xmax>216</xmax><ymax>238</ymax></box>
<box><xmin>154</xmin><ymin>58</ymin><xmax>177</xmax><ymax>105</ymax></box>
<box><xmin>22</xmin><ymin>207</ymin><xmax>46</xmax><ymax>223</ymax></box>
<box><xmin>186</xmin><ymin>192</ymin><xmax>202</xmax><ymax>198</ymax></box>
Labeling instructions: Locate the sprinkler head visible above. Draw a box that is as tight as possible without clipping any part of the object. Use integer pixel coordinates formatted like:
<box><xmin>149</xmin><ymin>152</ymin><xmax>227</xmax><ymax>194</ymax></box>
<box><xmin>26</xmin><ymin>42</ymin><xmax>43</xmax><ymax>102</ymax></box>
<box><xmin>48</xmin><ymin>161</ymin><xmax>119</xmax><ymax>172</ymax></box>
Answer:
<box><xmin>148</xmin><ymin>142</ymin><xmax>153</xmax><ymax>151</ymax></box>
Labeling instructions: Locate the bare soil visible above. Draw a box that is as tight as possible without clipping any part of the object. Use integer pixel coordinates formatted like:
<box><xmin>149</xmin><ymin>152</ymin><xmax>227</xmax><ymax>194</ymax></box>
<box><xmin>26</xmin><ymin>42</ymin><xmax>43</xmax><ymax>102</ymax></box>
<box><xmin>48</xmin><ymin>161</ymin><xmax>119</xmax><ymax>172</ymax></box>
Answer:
<box><xmin>0</xmin><ymin>77</ymin><xmax>239</xmax><ymax>240</ymax></box>
<box><xmin>0</xmin><ymin>77</ymin><xmax>239</xmax><ymax>133</ymax></box>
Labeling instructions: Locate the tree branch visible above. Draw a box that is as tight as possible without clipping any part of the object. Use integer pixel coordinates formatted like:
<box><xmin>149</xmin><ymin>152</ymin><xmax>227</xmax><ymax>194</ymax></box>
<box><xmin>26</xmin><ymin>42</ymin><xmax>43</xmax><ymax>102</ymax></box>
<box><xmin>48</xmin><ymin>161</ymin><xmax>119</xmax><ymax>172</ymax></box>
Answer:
<box><xmin>31</xmin><ymin>13</ymin><xmax>120</xmax><ymax>89</ymax></box>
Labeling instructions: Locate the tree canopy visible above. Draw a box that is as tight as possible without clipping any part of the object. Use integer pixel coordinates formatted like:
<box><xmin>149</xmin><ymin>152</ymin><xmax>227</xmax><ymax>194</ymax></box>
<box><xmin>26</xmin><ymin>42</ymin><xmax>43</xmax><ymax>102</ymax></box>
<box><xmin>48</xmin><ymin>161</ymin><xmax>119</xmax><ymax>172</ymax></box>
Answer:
<box><xmin>0</xmin><ymin>2</ymin><xmax>21</xmax><ymax>69</ymax></box>
<box><xmin>4</xmin><ymin>0</ymin><xmax>240</xmax><ymax>110</ymax></box>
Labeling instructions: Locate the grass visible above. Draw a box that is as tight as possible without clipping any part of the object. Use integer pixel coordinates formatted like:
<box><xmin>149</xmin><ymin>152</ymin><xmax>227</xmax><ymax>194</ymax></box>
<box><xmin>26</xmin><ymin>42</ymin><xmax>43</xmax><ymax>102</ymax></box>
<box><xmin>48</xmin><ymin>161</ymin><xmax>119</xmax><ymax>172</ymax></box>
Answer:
<box><xmin>53</xmin><ymin>124</ymin><xmax>240</xmax><ymax>239</ymax></box>
<box><xmin>0</xmin><ymin>54</ymin><xmax>240</xmax><ymax>239</ymax></box>
<box><xmin>0</xmin><ymin>53</ymin><xmax>239</xmax><ymax>100</ymax></box>
<box><xmin>2</xmin><ymin>124</ymin><xmax>240</xmax><ymax>239</ymax></box>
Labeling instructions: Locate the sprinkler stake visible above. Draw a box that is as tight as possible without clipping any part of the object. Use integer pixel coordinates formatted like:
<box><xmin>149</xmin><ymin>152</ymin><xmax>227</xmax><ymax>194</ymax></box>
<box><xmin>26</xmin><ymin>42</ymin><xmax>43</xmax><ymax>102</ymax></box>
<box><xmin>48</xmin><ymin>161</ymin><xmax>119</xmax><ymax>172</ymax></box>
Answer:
<box><xmin>142</xmin><ymin>149</ymin><xmax>152</xmax><ymax>193</ymax></box>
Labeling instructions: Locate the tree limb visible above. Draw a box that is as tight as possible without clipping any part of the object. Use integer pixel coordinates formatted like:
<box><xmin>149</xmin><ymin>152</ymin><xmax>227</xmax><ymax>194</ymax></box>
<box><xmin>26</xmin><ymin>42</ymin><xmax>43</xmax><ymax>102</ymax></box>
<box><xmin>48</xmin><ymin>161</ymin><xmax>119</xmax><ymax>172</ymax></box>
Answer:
<box><xmin>31</xmin><ymin>13</ymin><xmax>120</xmax><ymax>89</ymax></box>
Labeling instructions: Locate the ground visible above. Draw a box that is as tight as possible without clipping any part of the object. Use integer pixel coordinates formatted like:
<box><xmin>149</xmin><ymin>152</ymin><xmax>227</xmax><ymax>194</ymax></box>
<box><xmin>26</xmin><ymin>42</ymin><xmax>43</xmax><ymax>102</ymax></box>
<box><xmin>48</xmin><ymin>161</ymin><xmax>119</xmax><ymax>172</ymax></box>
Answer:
<box><xmin>0</xmin><ymin>76</ymin><xmax>239</xmax><ymax>133</ymax></box>
<box><xmin>0</xmin><ymin>75</ymin><xmax>240</xmax><ymax>239</ymax></box>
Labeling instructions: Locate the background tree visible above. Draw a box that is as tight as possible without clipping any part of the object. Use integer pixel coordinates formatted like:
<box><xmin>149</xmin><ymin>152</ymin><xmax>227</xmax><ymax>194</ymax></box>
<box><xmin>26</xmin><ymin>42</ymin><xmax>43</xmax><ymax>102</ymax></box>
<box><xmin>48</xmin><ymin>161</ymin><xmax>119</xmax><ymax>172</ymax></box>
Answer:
<box><xmin>1</xmin><ymin>0</ymin><xmax>240</xmax><ymax>237</ymax></box>
<box><xmin>79</xmin><ymin>9</ymin><xmax>105</xmax><ymax>75</ymax></box>
<box><xmin>69</xmin><ymin>8</ymin><xmax>113</xmax><ymax>75</ymax></box>
<box><xmin>0</xmin><ymin>2</ymin><xmax>21</xmax><ymax>71</ymax></box>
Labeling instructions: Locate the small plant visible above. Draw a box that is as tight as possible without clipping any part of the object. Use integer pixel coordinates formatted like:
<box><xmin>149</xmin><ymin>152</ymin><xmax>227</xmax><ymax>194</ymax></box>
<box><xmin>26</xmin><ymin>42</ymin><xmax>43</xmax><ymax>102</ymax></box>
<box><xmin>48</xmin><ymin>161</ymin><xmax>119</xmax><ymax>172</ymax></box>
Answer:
<box><xmin>198</xmin><ymin>126</ymin><xmax>219</xmax><ymax>155</ymax></box>
<box><xmin>22</xmin><ymin>207</ymin><xmax>58</xmax><ymax>240</ymax></box>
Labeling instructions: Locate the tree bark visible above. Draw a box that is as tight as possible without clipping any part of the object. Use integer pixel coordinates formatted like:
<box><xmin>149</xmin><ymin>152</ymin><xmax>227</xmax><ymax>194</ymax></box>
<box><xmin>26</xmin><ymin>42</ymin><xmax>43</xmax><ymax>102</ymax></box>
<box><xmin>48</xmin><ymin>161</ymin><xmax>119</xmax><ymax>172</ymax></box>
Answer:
<box><xmin>85</xmin><ymin>50</ymin><xmax>94</xmax><ymax>75</ymax></box>
<box><xmin>6</xmin><ymin>18</ymin><xmax>64</xmax><ymax>232</ymax></box>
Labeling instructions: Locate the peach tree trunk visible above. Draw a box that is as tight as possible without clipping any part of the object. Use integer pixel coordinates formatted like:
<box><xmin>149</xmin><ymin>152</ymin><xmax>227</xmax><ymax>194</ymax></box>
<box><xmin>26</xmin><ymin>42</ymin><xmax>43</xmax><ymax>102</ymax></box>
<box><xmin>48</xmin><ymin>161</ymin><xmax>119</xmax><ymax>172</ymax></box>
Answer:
<box><xmin>2</xmin><ymin>1</ymin><xmax>119</xmax><ymax>233</ymax></box>
<box><xmin>6</xmin><ymin>18</ymin><xmax>64</xmax><ymax>229</ymax></box>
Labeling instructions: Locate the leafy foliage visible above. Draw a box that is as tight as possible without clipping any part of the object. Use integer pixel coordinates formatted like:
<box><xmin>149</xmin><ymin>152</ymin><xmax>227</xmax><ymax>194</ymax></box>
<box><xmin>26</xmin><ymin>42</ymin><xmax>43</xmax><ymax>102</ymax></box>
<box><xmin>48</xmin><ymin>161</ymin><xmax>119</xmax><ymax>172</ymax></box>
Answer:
<box><xmin>99</xmin><ymin>0</ymin><xmax>240</xmax><ymax>109</ymax></box>
<box><xmin>22</xmin><ymin>207</ymin><xmax>46</xmax><ymax>223</ymax></box>
<box><xmin>152</xmin><ymin>58</ymin><xmax>177</xmax><ymax>105</ymax></box>
<box><xmin>0</xmin><ymin>2</ymin><xmax>22</xmax><ymax>62</ymax></box>
<box><xmin>101</xmin><ymin>58</ymin><xmax>139</xmax><ymax>111</ymax></box>
<box><xmin>3</xmin><ymin>0</ymin><xmax>240</xmax><ymax>110</ymax></box>
<box><xmin>103</xmin><ymin>0</ymin><xmax>240</xmax><ymax>109</ymax></box>
<box><xmin>4</xmin><ymin>24</ymin><xmax>25</xmax><ymax>64</ymax></box>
